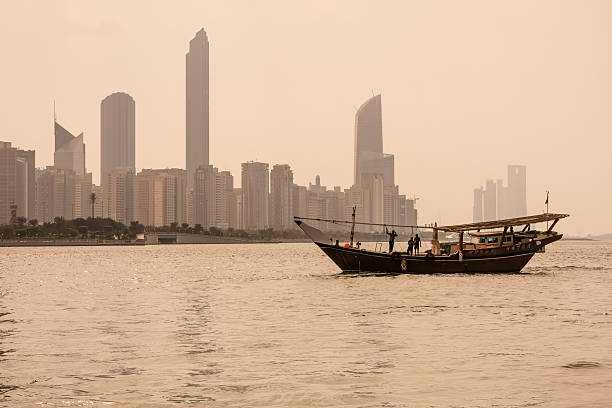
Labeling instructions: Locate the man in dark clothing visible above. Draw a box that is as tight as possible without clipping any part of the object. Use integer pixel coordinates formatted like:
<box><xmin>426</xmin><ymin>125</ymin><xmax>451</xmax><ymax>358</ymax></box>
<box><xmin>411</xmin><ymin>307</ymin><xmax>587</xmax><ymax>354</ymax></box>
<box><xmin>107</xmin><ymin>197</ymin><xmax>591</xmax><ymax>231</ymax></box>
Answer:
<box><xmin>414</xmin><ymin>234</ymin><xmax>421</xmax><ymax>254</ymax></box>
<box><xmin>407</xmin><ymin>237</ymin><xmax>414</xmax><ymax>256</ymax></box>
<box><xmin>385</xmin><ymin>227</ymin><xmax>398</xmax><ymax>253</ymax></box>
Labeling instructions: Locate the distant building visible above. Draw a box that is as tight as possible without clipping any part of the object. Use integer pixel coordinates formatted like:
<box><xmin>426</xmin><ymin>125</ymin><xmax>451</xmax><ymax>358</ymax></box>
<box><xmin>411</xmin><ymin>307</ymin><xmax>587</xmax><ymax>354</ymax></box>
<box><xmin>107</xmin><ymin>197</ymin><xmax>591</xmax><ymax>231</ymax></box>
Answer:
<box><xmin>343</xmin><ymin>184</ymin><xmax>368</xmax><ymax>232</ymax></box>
<box><xmin>16</xmin><ymin>149</ymin><xmax>35</xmax><ymax>220</ymax></box>
<box><xmin>185</xmin><ymin>188</ymin><xmax>194</xmax><ymax>226</ymax></box>
<box><xmin>507</xmin><ymin>165</ymin><xmax>527</xmax><ymax>218</ymax></box>
<box><xmin>292</xmin><ymin>183</ymin><xmax>308</xmax><ymax>229</ymax></box>
<box><xmin>0</xmin><ymin>142</ymin><xmax>18</xmax><ymax>224</ymax></box>
<box><xmin>405</xmin><ymin>198</ymin><xmax>418</xmax><ymax>228</ymax></box>
<box><xmin>186</xmin><ymin>29</ymin><xmax>209</xmax><ymax>188</ymax></box>
<box><xmin>233</xmin><ymin>187</ymin><xmax>242</xmax><ymax>229</ymax></box>
<box><xmin>54</xmin><ymin>121</ymin><xmax>92</xmax><ymax>218</ymax></box>
<box><xmin>473</xmin><ymin>165</ymin><xmax>527</xmax><ymax>222</ymax></box>
<box><xmin>0</xmin><ymin>141</ymin><xmax>36</xmax><ymax>223</ymax></box>
<box><xmin>360</xmin><ymin>173</ymin><xmax>385</xmax><ymax>231</ymax></box>
<box><xmin>193</xmin><ymin>165</ymin><xmax>217</xmax><ymax>228</ymax></box>
<box><xmin>101</xmin><ymin>92</ymin><xmax>135</xmax><ymax>178</ymax></box>
<box><xmin>215</xmin><ymin>171</ymin><xmax>235</xmax><ymax>229</ymax></box>
<box><xmin>54</xmin><ymin>121</ymin><xmax>86</xmax><ymax>176</ymax></box>
<box><xmin>473</xmin><ymin>187</ymin><xmax>484</xmax><ymax>223</ymax></box>
<box><xmin>354</xmin><ymin>94</ymin><xmax>394</xmax><ymax>187</ymax></box>
<box><xmin>35</xmin><ymin>166</ymin><xmax>75</xmax><ymax>222</ymax></box>
<box><xmin>270</xmin><ymin>164</ymin><xmax>294</xmax><ymax>230</ymax></box>
<box><xmin>483</xmin><ymin>179</ymin><xmax>497</xmax><ymax>221</ymax></box>
<box><xmin>134</xmin><ymin>168</ymin><xmax>186</xmax><ymax>227</ymax></box>
<box><xmin>72</xmin><ymin>173</ymin><xmax>93</xmax><ymax>219</ymax></box>
<box><xmin>102</xmin><ymin>167</ymin><xmax>134</xmax><ymax>224</ymax></box>
<box><xmin>384</xmin><ymin>185</ymin><xmax>412</xmax><ymax>233</ymax></box>
<box><xmin>241</xmin><ymin>162</ymin><xmax>269</xmax><ymax>230</ymax></box>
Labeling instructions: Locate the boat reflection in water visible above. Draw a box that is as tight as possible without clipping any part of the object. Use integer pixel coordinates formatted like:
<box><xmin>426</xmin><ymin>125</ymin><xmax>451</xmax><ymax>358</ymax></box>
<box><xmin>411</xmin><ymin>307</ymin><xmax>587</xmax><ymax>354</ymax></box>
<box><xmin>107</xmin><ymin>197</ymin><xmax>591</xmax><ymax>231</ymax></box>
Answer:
<box><xmin>295</xmin><ymin>212</ymin><xmax>569</xmax><ymax>274</ymax></box>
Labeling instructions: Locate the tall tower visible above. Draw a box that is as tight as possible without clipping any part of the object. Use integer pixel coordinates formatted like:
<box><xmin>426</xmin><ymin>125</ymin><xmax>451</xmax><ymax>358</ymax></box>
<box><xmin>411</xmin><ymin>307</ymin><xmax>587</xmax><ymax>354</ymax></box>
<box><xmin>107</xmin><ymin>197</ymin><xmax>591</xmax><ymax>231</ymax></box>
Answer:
<box><xmin>354</xmin><ymin>94</ymin><xmax>394</xmax><ymax>187</ymax></box>
<box><xmin>101</xmin><ymin>92</ymin><xmax>135</xmax><ymax>178</ymax></box>
<box><xmin>186</xmin><ymin>28</ymin><xmax>210</xmax><ymax>188</ymax></box>
<box><xmin>483</xmin><ymin>179</ymin><xmax>497</xmax><ymax>221</ymax></box>
<box><xmin>473</xmin><ymin>186</ymin><xmax>484</xmax><ymax>222</ymax></box>
<box><xmin>54</xmin><ymin>121</ymin><xmax>85</xmax><ymax>176</ymax></box>
<box><xmin>507</xmin><ymin>165</ymin><xmax>527</xmax><ymax>217</ymax></box>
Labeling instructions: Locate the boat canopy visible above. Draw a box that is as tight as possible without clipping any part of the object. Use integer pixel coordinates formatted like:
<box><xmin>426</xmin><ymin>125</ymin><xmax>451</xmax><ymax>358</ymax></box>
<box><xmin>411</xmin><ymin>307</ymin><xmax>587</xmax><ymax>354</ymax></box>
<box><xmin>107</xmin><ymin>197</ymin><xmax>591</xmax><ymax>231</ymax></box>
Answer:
<box><xmin>438</xmin><ymin>213</ymin><xmax>569</xmax><ymax>232</ymax></box>
<box><xmin>294</xmin><ymin>213</ymin><xmax>569</xmax><ymax>233</ymax></box>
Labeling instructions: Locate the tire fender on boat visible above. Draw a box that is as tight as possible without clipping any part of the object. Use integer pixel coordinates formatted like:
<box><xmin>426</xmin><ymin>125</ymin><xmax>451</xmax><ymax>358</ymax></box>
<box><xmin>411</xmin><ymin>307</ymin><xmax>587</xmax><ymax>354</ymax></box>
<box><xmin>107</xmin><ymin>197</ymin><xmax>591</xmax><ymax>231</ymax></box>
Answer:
<box><xmin>425</xmin><ymin>252</ymin><xmax>435</xmax><ymax>262</ymax></box>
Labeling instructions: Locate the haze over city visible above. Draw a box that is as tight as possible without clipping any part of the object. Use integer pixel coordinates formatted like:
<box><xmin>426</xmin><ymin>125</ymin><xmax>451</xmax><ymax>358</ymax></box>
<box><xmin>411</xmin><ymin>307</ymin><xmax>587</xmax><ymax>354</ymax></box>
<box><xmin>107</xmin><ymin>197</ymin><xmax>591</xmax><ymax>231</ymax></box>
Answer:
<box><xmin>2</xmin><ymin>1</ymin><xmax>611</xmax><ymax>235</ymax></box>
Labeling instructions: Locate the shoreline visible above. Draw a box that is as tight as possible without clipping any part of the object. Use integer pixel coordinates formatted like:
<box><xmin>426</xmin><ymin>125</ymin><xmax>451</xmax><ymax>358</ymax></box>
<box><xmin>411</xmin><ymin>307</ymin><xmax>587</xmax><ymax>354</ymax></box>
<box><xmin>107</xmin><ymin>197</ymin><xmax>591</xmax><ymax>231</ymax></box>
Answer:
<box><xmin>0</xmin><ymin>239</ymin><xmax>313</xmax><ymax>247</ymax></box>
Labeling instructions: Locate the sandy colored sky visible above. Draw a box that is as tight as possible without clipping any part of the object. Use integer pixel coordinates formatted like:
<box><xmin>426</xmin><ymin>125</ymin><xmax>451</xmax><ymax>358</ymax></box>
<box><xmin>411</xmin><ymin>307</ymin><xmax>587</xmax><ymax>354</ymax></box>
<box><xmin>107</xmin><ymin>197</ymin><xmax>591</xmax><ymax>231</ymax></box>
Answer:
<box><xmin>1</xmin><ymin>0</ymin><xmax>610</xmax><ymax>235</ymax></box>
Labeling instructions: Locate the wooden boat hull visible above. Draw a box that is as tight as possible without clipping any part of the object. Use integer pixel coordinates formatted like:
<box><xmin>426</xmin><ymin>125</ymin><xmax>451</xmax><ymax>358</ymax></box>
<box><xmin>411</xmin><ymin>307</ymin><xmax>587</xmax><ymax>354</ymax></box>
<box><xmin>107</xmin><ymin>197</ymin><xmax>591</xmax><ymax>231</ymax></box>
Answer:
<box><xmin>296</xmin><ymin>220</ymin><xmax>562</xmax><ymax>274</ymax></box>
<box><xmin>316</xmin><ymin>242</ymin><xmax>535</xmax><ymax>274</ymax></box>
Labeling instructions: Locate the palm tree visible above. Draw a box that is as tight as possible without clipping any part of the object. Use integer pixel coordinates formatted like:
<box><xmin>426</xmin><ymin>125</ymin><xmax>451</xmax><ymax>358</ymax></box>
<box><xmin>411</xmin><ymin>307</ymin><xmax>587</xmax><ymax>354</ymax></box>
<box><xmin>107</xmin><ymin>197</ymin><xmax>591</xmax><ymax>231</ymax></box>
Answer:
<box><xmin>90</xmin><ymin>192</ymin><xmax>96</xmax><ymax>218</ymax></box>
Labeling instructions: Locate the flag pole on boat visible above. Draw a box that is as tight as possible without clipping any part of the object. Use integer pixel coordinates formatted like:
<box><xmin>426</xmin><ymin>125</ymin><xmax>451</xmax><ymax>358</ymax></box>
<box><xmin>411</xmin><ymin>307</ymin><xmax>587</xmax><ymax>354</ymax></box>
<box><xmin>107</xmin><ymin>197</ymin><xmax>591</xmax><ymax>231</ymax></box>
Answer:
<box><xmin>545</xmin><ymin>191</ymin><xmax>550</xmax><ymax>229</ymax></box>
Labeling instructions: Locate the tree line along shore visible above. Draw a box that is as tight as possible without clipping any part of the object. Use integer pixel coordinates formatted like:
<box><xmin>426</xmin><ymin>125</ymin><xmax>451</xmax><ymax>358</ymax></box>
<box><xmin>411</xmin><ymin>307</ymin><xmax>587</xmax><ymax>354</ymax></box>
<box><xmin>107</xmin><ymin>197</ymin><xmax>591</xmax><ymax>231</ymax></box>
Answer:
<box><xmin>0</xmin><ymin>217</ymin><xmax>436</xmax><ymax>245</ymax></box>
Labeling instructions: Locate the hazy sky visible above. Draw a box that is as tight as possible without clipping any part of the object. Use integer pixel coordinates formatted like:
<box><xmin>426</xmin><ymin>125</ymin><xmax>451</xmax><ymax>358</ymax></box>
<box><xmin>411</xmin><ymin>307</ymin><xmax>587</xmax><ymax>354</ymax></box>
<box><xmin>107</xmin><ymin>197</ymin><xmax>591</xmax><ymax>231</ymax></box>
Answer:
<box><xmin>1</xmin><ymin>0</ymin><xmax>610</xmax><ymax>235</ymax></box>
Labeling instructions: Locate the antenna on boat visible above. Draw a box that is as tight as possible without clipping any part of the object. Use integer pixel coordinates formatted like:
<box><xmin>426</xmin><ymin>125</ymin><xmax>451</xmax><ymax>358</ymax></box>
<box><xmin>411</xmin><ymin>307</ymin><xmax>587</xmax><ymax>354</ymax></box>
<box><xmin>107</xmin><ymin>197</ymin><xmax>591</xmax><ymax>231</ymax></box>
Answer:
<box><xmin>349</xmin><ymin>206</ymin><xmax>356</xmax><ymax>248</ymax></box>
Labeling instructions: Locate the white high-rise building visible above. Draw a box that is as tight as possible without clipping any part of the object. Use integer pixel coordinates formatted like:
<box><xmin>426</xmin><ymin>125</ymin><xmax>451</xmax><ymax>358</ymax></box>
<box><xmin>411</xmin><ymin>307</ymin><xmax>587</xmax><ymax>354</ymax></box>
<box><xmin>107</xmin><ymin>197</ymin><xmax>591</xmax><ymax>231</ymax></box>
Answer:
<box><xmin>507</xmin><ymin>165</ymin><xmax>527</xmax><ymax>218</ymax></box>
<box><xmin>483</xmin><ymin>179</ymin><xmax>497</xmax><ymax>221</ymax></box>
<box><xmin>270</xmin><ymin>164</ymin><xmax>293</xmax><ymax>230</ymax></box>
<box><xmin>194</xmin><ymin>165</ymin><xmax>217</xmax><ymax>228</ymax></box>
<box><xmin>102</xmin><ymin>167</ymin><xmax>134</xmax><ymax>224</ymax></box>
<box><xmin>215</xmin><ymin>171</ymin><xmax>234</xmax><ymax>229</ymax></box>
<box><xmin>473</xmin><ymin>186</ymin><xmax>484</xmax><ymax>222</ymax></box>
<box><xmin>186</xmin><ymin>29</ymin><xmax>209</xmax><ymax>188</ymax></box>
<box><xmin>241</xmin><ymin>162</ymin><xmax>269</xmax><ymax>230</ymax></box>
<box><xmin>133</xmin><ymin>169</ymin><xmax>186</xmax><ymax>227</ymax></box>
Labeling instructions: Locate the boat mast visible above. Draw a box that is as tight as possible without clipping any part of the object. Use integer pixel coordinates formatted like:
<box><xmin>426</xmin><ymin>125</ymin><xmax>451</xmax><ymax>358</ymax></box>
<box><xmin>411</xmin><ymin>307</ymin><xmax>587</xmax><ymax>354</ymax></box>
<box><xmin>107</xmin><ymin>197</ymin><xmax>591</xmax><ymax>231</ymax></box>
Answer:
<box><xmin>349</xmin><ymin>206</ymin><xmax>356</xmax><ymax>248</ymax></box>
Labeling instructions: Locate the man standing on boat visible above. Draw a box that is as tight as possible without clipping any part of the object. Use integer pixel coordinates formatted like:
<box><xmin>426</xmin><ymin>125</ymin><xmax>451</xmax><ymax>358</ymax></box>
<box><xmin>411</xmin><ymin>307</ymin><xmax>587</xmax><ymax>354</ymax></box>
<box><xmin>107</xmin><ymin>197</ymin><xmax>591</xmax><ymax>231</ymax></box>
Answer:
<box><xmin>414</xmin><ymin>234</ymin><xmax>421</xmax><ymax>254</ymax></box>
<box><xmin>407</xmin><ymin>237</ymin><xmax>414</xmax><ymax>256</ymax></box>
<box><xmin>385</xmin><ymin>227</ymin><xmax>398</xmax><ymax>253</ymax></box>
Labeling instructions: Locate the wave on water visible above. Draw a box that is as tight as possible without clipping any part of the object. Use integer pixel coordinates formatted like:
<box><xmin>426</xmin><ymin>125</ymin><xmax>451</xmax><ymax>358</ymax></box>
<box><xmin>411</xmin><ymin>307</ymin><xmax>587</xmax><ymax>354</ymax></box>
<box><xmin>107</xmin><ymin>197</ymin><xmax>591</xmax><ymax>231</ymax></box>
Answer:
<box><xmin>562</xmin><ymin>361</ymin><xmax>602</xmax><ymax>369</ymax></box>
<box><xmin>523</xmin><ymin>265</ymin><xmax>610</xmax><ymax>274</ymax></box>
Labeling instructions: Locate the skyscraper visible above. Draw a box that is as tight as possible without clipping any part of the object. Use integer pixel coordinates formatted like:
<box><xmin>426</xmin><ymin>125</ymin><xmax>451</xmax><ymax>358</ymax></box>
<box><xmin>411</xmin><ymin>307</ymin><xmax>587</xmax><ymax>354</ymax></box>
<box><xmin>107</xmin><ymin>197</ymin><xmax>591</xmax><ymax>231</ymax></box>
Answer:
<box><xmin>101</xmin><ymin>92</ymin><xmax>135</xmax><ymax>178</ymax></box>
<box><xmin>0</xmin><ymin>141</ymin><xmax>36</xmax><ymax>223</ymax></box>
<box><xmin>215</xmin><ymin>171</ymin><xmax>235</xmax><ymax>229</ymax></box>
<box><xmin>54</xmin><ymin>121</ymin><xmax>92</xmax><ymax>218</ymax></box>
<box><xmin>0</xmin><ymin>142</ymin><xmax>18</xmax><ymax>224</ymax></box>
<box><xmin>15</xmin><ymin>148</ymin><xmax>35</xmax><ymax>219</ymax></box>
<box><xmin>483</xmin><ymin>179</ymin><xmax>497</xmax><ymax>221</ymax></box>
<box><xmin>193</xmin><ymin>165</ymin><xmax>217</xmax><ymax>228</ymax></box>
<box><xmin>270</xmin><ymin>164</ymin><xmax>293</xmax><ymax>230</ymax></box>
<box><xmin>473</xmin><ymin>165</ymin><xmax>527</xmax><ymax>222</ymax></box>
<box><xmin>186</xmin><ymin>29</ymin><xmax>209</xmax><ymax>188</ymax></box>
<box><xmin>54</xmin><ymin>121</ymin><xmax>85</xmax><ymax>176</ymax></box>
<box><xmin>473</xmin><ymin>186</ymin><xmax>484</xmax><ymax>222</ymax></box>
<box><xmin>241</xmin><ymin>162</ymin><xmax>269</xmax><ymax>230</ymax></box>
<box><xmin>507</xmin><ymin>165</ymin><xmax>527</xmax><ymax>218</ymax></box>
<box><xmin>354</xmin><ymin>94</ymin><xmax>394</xmax><ymax>187</ymax></box>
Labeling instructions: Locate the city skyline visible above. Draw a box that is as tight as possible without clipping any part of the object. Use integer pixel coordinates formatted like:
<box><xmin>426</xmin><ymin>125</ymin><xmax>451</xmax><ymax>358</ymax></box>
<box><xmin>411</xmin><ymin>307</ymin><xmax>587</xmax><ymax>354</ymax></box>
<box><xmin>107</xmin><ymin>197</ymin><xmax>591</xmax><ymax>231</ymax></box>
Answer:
<box><xmin>2</xmin><ymin>2</ymin><xmax>611</xmax><ymax>235</ymax></box>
